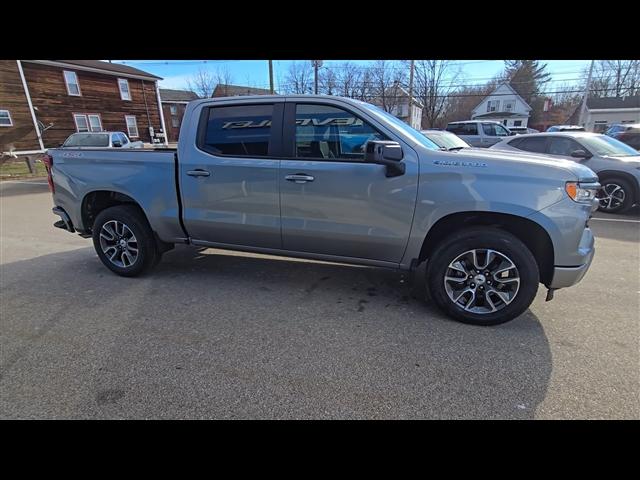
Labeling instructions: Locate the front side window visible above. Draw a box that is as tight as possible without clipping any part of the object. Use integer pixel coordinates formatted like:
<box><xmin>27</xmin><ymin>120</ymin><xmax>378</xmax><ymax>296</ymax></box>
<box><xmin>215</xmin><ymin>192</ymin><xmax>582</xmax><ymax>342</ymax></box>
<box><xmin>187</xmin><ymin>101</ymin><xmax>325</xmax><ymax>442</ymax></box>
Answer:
<box><xmin>125</xmin><ymin>115</ymin><xmax>139</xmax><ymax>138</ymax></box>
<box><xmin>548</xmin><ymin>137</ymin><xmax>584</xmax><ymax>156</ymax></box>
<box><xmin>118</xmin><ymin>78</ymin><xmax>131</xmax><ymax>101</ymax></box>
<box><xmin>64</xmin><ymin>71</ymin><xmax>81</xmax><ymax>96</ymax></box>
<box><xmin>201</xmin><ymin>104</ymin><xmax>273</xmax><ymax>156</ymax></box>
<box><xmin>294</xmin><ymin>104</ymin><xmax>387</xmax><ymax>161</ymax></box>
<box><xmin>0</xmin><ymin>109</ymin><xmax>12</xmax><ymax>126</ymax></box>
<box><xmin>514</xmin><ymin>136</ymin><xmax>547</xmax><ymax>153</ymax></box>
<box><xmin>483</xmin><ymin>123</ymin><xmax>509</xmax><ymax>137</ymax></box>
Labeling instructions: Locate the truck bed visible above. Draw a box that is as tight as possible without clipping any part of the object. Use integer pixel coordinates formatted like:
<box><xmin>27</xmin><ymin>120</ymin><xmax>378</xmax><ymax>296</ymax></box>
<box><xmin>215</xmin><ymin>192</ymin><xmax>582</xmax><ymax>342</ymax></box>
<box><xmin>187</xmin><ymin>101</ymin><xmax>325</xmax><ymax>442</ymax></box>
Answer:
<box><xmin>48</xmin><ymin>147</ymin><xmax>186</xmax><ymax>242</ymax></box>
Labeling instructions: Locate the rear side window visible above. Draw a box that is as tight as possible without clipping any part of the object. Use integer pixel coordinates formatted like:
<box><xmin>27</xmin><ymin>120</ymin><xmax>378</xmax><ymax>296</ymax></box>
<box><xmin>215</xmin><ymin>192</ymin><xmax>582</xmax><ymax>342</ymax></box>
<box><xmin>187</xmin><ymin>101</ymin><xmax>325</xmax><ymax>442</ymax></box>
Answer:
<box><xmin>447</xmin><ymin>123</ymin><xmax>478</xmax><ymax>135</ymax></box>
<box><xmin>294</xmin><ymin>104</ymin><xmax>387</xmax><ymax>161</ymax></box>
<box><xmin>201</xmin><ymin>104</ymin><xmax>274</xmax><ymax>156</ymax></box>
<box><xmin>514</xmin><ymin>137</ymin><xmax>547</xmax><ymax>153</ymax></box>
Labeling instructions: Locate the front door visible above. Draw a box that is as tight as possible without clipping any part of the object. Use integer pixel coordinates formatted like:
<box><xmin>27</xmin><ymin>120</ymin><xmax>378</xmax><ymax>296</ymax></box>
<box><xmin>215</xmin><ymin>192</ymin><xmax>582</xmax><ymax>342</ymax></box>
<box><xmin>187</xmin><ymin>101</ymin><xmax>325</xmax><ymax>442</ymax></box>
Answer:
<box><xmin>179</xmin><ymin>101</ymin><xmax>283</xmax><ymax>248</ymax></box>
<box><xmin>481</xmin><ymin>122</ymin><xmax>511</xmax><ymax>146</ymax></box>
<box><xmin>279</xmin><ymin>101</ymin><xmax>418</xmax><ymax>263</ymax></box>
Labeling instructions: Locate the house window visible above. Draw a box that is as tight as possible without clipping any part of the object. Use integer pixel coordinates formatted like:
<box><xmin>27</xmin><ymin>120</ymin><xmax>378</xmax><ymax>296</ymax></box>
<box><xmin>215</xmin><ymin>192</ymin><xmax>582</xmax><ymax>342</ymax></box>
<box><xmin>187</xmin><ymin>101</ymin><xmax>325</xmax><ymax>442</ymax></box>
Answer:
<box><xmin>125</xmin><ymin>115</ymin><xmax>139</xmax><ymax>138</ymax></box>
<box><xmin>514</xmin><ymin>120</ymin><xmax>522</xmax><ymax>127</ymax></box>
<box><xmin>504</xmin><ymin>100</ymin><xmax>515</xmax><ymax>111</ymax></box>
<box><xmin>73</xmin><ymin>114</ymin><xmax>90</xmax><ymax>132</ymax></box>
<box><xmin>0</xmin><ymin>109</ymin><xmax>12</xmax><ymax>126</ymax></box>
<box><xmin>73</xmin><ymin>114</ymin><xmax>102</xmax><ymax>133</ymax></box>
<box><xmin>170</xmin><ymin>104</ymin><xmax>178</xmax><ymax>115</ymax></box>
<box><xmin>487</xmin><ymin>100</ymin><xmax>500</xmax><ymax>112</ymax></box>
<box><xmin>118</xmin><ymin>78</ymin><xmax>131</xmax><ymax>101</ymax></box>
<box><xmin>64</xmin><ymin>71</ymin><xmax>81</xmax><ymax>96</ymax></box>
<box><xmin>88</xmin><ymin>114</ymin><xmax>102</xmax><ymax>132</ymax></box>
<box><xmin>171</xmin><ymin>117</ymin><xmax>180</xmax><ymax>128</ymax></box>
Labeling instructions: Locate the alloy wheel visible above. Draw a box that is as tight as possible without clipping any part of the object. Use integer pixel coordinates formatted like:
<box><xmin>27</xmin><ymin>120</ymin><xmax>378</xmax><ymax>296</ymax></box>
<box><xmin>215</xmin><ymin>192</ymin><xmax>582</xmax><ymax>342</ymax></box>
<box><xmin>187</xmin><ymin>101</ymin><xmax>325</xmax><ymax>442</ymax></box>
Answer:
<box><xmin>443</xmin><ymin>249</ymin><xmax>520</xmax><ymax>314</ymax></box>
<box><xmin>99</xmin><ymin>220</ymin><xmax>139</xmax><ymax>268</ymax></box>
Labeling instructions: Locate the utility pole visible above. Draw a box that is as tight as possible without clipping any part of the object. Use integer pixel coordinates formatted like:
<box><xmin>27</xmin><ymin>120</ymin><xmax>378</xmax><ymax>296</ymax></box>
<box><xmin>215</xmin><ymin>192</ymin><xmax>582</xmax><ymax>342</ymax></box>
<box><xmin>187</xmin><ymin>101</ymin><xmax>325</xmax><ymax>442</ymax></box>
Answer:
<box><xmin>408</xmin><ymin>60</ymin><xmax>415</xmax><ymax>127</ymax></box>
<box><xmin>268</xmin><ymin>60</ymin><xmax>274</xmax><ymax>94</ymax></box>
<box><xmin>313</xmin><ymin>60</ymin><xmax>322</xmax><ymax>94</ymax></box>
<box><xmin>578</xmin><ymin>60</ymin><xmax>594</xmax><ymax>128</ymax></box>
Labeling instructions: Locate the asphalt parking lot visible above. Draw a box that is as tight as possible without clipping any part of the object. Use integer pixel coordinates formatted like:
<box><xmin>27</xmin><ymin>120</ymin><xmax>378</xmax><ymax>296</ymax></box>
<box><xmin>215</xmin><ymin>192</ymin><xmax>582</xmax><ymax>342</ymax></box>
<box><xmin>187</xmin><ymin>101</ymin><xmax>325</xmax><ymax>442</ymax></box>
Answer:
<box><xmin>1</xmin><ymin>179</ymin><xmax>638</xmax><ymax>419</ymax></box>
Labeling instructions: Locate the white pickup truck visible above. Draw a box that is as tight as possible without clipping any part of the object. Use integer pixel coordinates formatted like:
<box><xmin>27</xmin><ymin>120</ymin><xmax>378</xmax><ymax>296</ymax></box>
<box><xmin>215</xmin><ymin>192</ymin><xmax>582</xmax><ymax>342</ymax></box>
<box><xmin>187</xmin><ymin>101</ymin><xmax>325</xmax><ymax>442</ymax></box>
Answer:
<box><xmin>60</xmin><ymin>131</ymin><xmax>144</xmax><ymax>149</ymax></box>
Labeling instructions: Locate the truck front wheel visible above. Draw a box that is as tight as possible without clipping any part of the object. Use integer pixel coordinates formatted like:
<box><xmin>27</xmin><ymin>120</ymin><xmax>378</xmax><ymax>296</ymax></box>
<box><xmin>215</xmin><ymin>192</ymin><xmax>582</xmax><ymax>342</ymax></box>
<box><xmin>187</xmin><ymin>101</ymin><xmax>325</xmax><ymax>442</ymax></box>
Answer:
<box><xmin>92</xmin><ymin>205</ymin><xmax>160</xmax><ymax>277</ymax></box>
<box><xmin>426</xmin><ymin>228</ymin><xmax>539</xmax><ymax>326</ymax></box>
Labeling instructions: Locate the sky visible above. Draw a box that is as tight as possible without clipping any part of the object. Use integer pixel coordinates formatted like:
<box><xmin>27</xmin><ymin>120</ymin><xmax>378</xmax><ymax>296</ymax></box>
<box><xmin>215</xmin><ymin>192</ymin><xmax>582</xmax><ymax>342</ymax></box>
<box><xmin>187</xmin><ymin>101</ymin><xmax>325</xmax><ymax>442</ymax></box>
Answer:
<box><xmin>110</xmin><ymin>60</ymin><xmax>593</xmax><ymax>93</ymax></box>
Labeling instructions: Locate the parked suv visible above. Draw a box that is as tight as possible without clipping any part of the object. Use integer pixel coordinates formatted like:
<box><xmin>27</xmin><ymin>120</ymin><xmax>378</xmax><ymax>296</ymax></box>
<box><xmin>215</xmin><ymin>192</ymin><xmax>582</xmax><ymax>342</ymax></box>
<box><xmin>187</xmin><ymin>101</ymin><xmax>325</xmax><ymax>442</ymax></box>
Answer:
<box><xmin>446</xmin><ymin>121</ymin><xmax>513</xmax><ymax>147</ymax></box>
<box><xmin>491</xmin><ymin>131</ymin><xmax>640</xmax><ymax>213</ymax></box>
<box><xmin>605</xmin><ymin>123</ymin><xmax>640</xmax><ymax>150</ymax></box>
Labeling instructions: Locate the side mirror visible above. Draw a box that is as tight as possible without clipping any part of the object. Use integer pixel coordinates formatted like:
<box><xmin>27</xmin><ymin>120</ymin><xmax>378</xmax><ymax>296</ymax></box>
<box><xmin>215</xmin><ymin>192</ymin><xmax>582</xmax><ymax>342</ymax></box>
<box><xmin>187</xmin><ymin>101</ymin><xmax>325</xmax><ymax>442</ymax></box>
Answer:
<box><xmin>509</xmin><ymin>131</ymin><xmax>517</xmax><ymax>136</ymax></box>
<box><xmin>570</xmin><ymin>149</ymin><xmax>590</xmax><ymax>159</ymax></box>
<box><xmin>112</xmin><ymin>140</ymin><xmax>122</xmax><ymax>148</ymax></box>
<box><xmin>364</xmin><ymin>140</ymin><xmax>406</xmax><ymax>177</ymax></box>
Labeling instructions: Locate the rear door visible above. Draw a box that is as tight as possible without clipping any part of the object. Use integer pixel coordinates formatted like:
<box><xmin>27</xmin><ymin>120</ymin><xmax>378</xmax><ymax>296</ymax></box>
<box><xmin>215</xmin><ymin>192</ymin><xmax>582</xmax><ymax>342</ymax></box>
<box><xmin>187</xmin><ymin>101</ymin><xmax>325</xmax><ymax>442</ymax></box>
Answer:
<box><xmin>278</xmin><ymin>100</ymin><xmax>418</xmax><ymax>263</ymax></box>
<box><xmin>179</xmin><ymin>99</ymin><xmax>284</xmax><ymax>248</ymax></box>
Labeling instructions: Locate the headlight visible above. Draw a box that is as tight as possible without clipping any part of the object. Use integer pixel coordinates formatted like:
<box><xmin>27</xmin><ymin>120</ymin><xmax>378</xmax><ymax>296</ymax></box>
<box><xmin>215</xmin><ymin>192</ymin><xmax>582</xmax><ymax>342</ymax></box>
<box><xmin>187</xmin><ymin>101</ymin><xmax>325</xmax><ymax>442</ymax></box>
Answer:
<box><xmin>565</xmin><ymin>182</ymin><xmax>599</xmax><ymax>203</ymax></box>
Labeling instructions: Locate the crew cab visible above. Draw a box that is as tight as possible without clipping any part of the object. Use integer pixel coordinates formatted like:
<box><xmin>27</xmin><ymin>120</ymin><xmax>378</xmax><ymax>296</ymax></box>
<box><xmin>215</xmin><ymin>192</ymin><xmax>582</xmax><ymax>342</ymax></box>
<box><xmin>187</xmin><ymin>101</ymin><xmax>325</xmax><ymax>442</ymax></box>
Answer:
<box><xmin>44</xmin><ymin>95</ymin><xmax>600</xmax><ymax>326</ymax></box>
<box><xmin>445</xmin><ymin>120</ymin><xmax>514</xmax><ymax>147</ymax></box>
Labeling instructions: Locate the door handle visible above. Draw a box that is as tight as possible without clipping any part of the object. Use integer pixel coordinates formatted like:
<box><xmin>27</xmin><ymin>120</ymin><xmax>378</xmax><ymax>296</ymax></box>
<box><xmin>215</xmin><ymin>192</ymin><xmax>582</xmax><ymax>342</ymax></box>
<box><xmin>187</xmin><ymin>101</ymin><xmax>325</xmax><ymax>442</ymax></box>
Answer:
<box><xmin>285</xmin><ymin>174</ymin><xmax>315</xmax><ymax>184</ymax></box>
<box><xmin>187</xmin><ymin>169</ymin><xmax>210</xmax><ymax>177</ymax></box>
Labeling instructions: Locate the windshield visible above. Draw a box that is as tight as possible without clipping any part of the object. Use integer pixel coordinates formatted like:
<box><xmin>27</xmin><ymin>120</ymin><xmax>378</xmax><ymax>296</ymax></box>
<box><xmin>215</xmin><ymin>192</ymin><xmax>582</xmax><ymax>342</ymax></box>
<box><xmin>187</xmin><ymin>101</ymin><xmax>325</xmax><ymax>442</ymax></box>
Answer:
<box><xmin>422</xmin><ymin>131</ymin><xmax>470</xmax><ymax>149</ymax></box>
<box><xmin>358</xmin><ymin>102</ymin><xmax>440</xmax><ymax>151</ymax></box>
<box><xmin>580</xmin><ymin>135</ymin><xmax>639</xmax><ymax>157</ymax></box>
<box><xmin>63</xmin><ymin>133</ymin><xmax>110</xmax><ymax>147</ymax></box>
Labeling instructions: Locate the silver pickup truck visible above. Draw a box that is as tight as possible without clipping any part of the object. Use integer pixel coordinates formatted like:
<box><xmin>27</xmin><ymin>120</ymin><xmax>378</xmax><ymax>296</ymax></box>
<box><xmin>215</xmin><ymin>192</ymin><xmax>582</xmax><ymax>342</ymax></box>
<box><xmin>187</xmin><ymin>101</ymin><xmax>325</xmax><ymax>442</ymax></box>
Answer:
<box><xmin>44</xmin><ymin>95</ymin><xmax>600</xmax><ymax>326</ymax></box>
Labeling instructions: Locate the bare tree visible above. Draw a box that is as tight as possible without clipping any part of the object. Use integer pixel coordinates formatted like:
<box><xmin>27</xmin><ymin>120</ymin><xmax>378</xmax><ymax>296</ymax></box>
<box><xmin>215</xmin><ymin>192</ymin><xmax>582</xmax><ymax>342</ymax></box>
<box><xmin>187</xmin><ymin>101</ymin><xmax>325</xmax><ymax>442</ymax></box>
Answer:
<box><xmin>282</xmin><ymin>61</ymin><xmax>314</xmax><ymax>94</ymax></box>
<box><xmin>589</xmin><ymin>60</ymin><xmax>640</xmax><ymax>97</ymax></box>
<box><xmin>318</xmin><ymin>67</ymin><xmax>338</xmax><ymax>95</ymax></box>
<box><xmin>370</xmin><ymin>60</ymin><xmax>406</xmax><ymax>113</ymax></box>
<box><xmin>187</xmin><ymin>68</ymin><xmax>216</xmax><ymax>98</ymax></box>
<box><xmin>413</xmin><ymin>60</ymin><xmax>462</xmax><ymax>128</ymax></box>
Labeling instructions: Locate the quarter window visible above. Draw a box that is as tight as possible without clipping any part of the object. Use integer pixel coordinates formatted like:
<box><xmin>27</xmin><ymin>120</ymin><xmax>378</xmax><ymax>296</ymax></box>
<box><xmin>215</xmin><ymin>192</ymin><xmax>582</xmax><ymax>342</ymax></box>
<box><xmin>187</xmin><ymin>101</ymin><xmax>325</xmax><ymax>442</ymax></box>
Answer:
<box><xmin>201</xmin><ymin>104</ymin><xmax>274</xmax><ymax>156</ymax></box>
<box><xmin>294</xmin><ymin>104</ymin><xmax>387</xmax><ymax>161</ymax></box>
<box><xmin>118</xmin><ymin>78</ymin><xmax>131</xmax><ymax>101</ymax></box>
<box><xmin>64</xmin><ymin>71</ymin><xmax>81</xmax><ymax>96</ymax></box>
<box><xmin>0</xmin><ymin>109</ymin><xmax>12</xmax><ymax>126</ymax></box>
<box><xmin>125</xmin><ymin>115</ymin><xmax>139</xmax><ymax>138</ymax></box>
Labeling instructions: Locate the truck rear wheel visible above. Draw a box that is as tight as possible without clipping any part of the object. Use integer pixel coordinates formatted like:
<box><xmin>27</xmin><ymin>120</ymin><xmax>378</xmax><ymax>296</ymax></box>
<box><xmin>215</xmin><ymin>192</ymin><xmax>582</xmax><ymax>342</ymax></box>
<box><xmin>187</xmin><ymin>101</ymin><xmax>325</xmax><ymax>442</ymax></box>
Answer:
<box><xmin>92</xmin><ymin>205</ymin><xmax>160</xmax><ymax>277</ymax></box>
<box><xmin>426</xmin><ymin>228</ymin><xmax>539</xmax><ymax>326</ymax></box>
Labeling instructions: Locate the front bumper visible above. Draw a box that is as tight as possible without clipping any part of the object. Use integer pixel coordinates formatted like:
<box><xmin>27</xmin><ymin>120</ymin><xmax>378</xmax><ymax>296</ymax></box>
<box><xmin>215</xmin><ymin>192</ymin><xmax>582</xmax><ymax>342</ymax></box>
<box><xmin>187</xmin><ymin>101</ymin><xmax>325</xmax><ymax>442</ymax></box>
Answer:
<box><xmin>549</xmin><ymin>246</ymin><xmax>595</xmax><ymax>288</ymax></box>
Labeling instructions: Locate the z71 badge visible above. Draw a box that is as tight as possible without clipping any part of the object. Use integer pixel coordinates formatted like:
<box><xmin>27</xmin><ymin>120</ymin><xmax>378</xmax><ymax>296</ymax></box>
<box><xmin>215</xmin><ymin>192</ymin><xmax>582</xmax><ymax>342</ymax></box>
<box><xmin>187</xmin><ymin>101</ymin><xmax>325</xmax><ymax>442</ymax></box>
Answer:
<box><xmin>433</xmin><ymin>159</ymin><xmax>487</xmax><ymax>167</ymax></box>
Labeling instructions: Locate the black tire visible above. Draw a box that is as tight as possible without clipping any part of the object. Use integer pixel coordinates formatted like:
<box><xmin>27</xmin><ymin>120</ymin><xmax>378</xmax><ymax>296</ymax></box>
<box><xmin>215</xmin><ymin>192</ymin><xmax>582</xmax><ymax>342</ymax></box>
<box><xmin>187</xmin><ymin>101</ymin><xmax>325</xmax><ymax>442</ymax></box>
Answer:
<box><xmin>597</xmin><ymin>177</ymin><xmax>634</xmax><ymax>214</ymax></box>
<box><xmin>426</xmin><ymin>227</ymin><xmax>539</xmax><ymax>326</ymax></box>
<box><xmin>92</xmin><ymin>205</ymin><xmax>160</xmax><ymax>277</ymax></box>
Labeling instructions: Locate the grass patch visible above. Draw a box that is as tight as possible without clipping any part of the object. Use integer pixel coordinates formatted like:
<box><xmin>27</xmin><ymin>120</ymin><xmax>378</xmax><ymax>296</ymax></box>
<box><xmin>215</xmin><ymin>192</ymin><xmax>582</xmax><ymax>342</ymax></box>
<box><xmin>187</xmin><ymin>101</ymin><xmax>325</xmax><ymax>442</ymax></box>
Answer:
<box><xmin>0</xmin><ymin>160</ymin><xmax>47</xmax><ymax>179</ymax></box>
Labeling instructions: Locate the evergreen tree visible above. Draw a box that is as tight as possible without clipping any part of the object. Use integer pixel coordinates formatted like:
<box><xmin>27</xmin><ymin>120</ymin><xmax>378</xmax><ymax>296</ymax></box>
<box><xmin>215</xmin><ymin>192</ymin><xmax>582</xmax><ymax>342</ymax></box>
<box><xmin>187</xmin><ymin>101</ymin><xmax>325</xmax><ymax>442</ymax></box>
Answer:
<box><xmin>503</xmin><ymin>60</ymin><xmax>551</xmax><ymax>105</ymax></box>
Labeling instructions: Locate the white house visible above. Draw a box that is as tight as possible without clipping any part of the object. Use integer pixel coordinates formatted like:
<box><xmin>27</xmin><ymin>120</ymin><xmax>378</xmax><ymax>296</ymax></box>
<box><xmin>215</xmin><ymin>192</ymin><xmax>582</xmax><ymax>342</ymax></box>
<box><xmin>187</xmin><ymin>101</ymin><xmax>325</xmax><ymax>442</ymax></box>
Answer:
<box><xmin>374</xmin><ymin>84</ymin><xmax>424</xmax><ymax>130</ymax></box>
<box><xmin>581</xmin><ymin>96</ymin><xmax>640</xmax><ymax>133</ymax></box>
<box><xmin>471</xmin><ymin>83</ymin><xmax>532</xmax><ymax>128</ymax></box>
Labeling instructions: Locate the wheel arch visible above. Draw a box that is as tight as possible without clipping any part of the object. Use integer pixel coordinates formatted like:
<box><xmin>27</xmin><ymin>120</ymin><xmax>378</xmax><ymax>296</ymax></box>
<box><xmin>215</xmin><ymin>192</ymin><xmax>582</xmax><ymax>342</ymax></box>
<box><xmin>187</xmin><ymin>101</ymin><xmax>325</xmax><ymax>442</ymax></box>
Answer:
<box><xmin>417</xmin><ymin>211</ymin><xmax>555</xmax><ymax>286</ymax></box>
<box><xmin>81</xmin><ymin>190</ymin><xmax>148</xmax><ymax>234</ymax></box>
